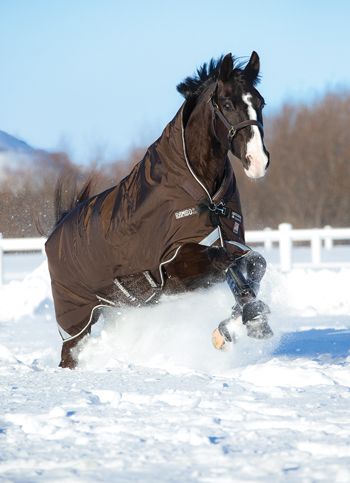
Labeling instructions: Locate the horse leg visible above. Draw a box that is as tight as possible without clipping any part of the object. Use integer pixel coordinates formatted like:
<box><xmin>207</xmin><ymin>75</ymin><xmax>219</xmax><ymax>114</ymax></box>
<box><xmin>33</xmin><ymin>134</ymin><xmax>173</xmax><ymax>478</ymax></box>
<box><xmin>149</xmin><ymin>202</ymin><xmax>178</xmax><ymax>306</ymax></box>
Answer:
<box><xmin>59</xmin><ymin>307</ymin><xmax>101</xmax><ymax>369</ymax></box>
<box><xmin>228</xmin><ymin>250</ymin><xmax>267</xmax><ymax>308</ymax></box>
<box><xmin>59</xmin><ymin>326</ymin><xmax>91</xmax><ymax>369</ymax></box>
<box><xmin>233</xmin><ymin>251</ymin><xmax>273</xmax><ymax>338</ymax></box>
<box><xmin>241</xmin><ymin>250</ymin><xmax>267</xmax><ymax>295</ymax></box>
<box><xmin>212</xmin><ymin>250</ymin><xmax>273</xmax><ymax>350</ymax></box>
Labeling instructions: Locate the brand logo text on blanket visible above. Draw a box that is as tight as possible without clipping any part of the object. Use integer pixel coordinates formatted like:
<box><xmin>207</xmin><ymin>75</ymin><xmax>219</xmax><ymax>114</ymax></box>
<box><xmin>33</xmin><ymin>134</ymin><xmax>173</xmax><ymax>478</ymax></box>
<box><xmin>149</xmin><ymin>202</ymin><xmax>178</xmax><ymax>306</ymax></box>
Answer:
<box><xmin>175</xmin><ymin>207</ymin><xmax>198</xmax><ymax>219</ymax></box>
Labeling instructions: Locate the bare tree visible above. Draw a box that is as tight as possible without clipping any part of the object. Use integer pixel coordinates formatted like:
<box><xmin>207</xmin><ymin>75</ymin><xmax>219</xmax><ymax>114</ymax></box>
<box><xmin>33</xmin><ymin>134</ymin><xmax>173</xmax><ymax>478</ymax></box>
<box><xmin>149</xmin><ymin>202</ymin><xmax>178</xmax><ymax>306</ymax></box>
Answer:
<box><xmin>235</xmin><ymin>91</ymin><xmax>350</xmax><ymax>229</ymax></box>
<box><xmin>1</xmin><ymin>90</ymin><xmax>349</xmax><ymax>237</ymax></box>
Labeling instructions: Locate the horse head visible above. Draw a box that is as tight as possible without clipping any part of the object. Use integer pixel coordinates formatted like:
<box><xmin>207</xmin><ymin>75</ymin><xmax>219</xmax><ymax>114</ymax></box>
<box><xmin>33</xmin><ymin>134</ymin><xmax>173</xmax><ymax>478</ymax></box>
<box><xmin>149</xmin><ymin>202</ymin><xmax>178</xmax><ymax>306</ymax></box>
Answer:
<box><xmin>212</xmin><ymin>52</ymin><xmax>270</xmax><ymax>179</ymax></box>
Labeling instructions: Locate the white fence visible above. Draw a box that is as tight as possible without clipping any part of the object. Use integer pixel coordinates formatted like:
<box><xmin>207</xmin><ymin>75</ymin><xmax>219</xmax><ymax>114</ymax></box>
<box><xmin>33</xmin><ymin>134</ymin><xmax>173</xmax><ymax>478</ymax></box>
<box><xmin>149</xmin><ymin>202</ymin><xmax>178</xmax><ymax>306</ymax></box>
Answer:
<box><xmin>0</xmin><ymin>224</ymin><xmax>350</xmax><ymax>284</ymax></box>
<box><xmin>246</xmin><ymin>223</ymin><xmax>350</xmax><ymax>271</ymax></box>
<box><xmin>0</xmin><ymin>234</ymin><xmax>46</xmax><ymax>285</ymax></box>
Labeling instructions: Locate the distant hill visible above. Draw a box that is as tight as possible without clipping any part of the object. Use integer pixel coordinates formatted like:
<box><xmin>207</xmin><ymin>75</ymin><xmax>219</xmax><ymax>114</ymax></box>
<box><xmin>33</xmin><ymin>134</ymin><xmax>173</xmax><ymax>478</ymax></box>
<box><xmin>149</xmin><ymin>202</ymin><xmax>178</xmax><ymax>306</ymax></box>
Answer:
<box><xmin>0</xmin><ymin>130</ymin><xmax>75</xmax><ymax>182</ymax></box>
<box><xmin>0</xmin><ymin>130</ymin><xmax>79</xmax><ymax>237</ymax></box>
<box><xmin>0</xmin><ymin>130</ymin><xmax>35</xmax><ymax>153</ymax></box>
<box><xmin>0</xmin><ymin>130</ymin><xmax>42</xmax><ymax>178</ymax></box>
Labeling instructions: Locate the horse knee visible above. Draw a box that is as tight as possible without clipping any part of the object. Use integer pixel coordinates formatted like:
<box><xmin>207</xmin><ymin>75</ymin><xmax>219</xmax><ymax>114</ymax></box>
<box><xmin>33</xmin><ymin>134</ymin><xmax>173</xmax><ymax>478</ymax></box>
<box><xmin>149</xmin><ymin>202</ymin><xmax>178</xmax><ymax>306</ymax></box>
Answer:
<box><xmin>246</xmin><ymin>250</ymin><xmax>266</xmax><ymax>283</ymax></box>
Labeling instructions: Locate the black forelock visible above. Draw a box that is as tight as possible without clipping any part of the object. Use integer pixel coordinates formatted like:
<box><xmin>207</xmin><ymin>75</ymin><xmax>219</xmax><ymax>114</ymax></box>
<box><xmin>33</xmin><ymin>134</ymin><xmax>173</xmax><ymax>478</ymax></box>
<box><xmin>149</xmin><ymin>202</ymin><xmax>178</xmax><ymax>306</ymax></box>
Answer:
<box><xmin>176</xmin><ymin>55</ymin><xmax>260</xmax><ymax>99</ymax></box>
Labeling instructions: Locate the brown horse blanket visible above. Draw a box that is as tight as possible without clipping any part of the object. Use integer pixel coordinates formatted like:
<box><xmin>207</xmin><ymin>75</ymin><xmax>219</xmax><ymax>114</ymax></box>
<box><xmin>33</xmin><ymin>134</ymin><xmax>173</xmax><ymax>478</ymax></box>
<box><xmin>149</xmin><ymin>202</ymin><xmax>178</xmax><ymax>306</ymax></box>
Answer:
<box><xmin>45</xmin><ymin>103</ymin><xmax>246</xmax><ymax>340</ymax></box>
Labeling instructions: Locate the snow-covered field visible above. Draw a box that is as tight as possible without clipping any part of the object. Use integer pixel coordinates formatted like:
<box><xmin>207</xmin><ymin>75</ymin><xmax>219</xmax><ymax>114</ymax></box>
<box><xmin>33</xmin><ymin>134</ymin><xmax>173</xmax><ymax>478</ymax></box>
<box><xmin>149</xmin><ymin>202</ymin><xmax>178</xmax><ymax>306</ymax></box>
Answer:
<box><xmin>1</xmin><ymin>255</ymin><xmax>350</xmax><ymax>482</ymax></box>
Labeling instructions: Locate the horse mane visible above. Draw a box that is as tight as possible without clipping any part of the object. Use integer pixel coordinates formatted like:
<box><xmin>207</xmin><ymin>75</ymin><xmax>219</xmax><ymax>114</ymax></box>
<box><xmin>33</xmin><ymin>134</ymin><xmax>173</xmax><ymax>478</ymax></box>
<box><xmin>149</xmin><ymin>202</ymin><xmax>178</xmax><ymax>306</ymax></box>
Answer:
<box><xmin>176</xmin><ymin>54</ymin><xmax>258</xmax><ymax>99</ymax></box>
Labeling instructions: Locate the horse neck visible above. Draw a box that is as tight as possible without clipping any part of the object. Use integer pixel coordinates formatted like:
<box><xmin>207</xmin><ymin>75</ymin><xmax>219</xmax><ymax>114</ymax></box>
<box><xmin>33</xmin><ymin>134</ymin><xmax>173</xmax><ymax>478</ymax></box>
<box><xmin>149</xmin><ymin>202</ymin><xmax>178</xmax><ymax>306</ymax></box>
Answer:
<box><xmin>184</xmin><ymin>101</ymin><xmax>227</xmax><ymax>195</ymax></box>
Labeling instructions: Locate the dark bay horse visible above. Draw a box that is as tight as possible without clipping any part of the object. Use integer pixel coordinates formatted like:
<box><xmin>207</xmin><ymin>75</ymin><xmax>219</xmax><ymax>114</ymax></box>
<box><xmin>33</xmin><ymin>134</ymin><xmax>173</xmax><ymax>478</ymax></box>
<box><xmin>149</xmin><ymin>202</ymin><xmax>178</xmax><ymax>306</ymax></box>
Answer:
<box><xmin>45</xmin><ymin>51</ymin><xmax>272</xmax><ymax>369</ymax></box>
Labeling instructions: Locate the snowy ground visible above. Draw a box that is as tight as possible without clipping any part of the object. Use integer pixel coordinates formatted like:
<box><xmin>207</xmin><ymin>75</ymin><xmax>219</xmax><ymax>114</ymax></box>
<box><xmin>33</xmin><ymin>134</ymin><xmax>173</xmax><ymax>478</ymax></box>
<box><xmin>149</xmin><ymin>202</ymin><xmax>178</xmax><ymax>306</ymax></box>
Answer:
<box><xmin>1</xmin><ymin>254</ymin><xmax>350</xmax><ymax>482</ymax></box>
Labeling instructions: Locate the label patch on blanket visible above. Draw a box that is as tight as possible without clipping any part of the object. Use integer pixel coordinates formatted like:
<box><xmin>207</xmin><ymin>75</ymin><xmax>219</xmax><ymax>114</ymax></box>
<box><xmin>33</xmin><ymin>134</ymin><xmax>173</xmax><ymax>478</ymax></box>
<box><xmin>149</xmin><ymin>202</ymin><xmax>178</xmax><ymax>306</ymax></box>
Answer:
<box><xmin>231</xmin><ymin>211</ymin><xmax>241</xmax><ymax>233</ymax></box>
<box><xmin>175</xmin><ymin>207</ymin><xmax>198</xmax><ymax>219</ymax></box>
<box><xmin>231</xmin><ymin>211</ymin><xmax>242</xmax><ymax>222</ymax></box>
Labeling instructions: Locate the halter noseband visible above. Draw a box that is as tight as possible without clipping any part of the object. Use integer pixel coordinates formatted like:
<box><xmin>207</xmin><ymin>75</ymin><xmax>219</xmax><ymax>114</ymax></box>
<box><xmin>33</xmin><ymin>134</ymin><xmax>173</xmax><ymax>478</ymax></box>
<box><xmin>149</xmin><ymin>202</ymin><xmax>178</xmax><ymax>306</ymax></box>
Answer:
<box><xmin>210</xmin><ymin>96</ymin><xmax>264</xmax><ymax>148</ymax></box>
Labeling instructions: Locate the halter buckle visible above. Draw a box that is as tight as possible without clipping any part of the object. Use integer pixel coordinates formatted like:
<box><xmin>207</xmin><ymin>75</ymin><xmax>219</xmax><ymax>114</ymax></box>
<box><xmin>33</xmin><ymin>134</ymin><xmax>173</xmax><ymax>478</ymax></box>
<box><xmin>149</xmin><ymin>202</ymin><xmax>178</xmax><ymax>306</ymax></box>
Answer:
<box><xmin>228</xmin><ymin>126</ymin><xmax>237</xmax><ymax>140</ymax></box>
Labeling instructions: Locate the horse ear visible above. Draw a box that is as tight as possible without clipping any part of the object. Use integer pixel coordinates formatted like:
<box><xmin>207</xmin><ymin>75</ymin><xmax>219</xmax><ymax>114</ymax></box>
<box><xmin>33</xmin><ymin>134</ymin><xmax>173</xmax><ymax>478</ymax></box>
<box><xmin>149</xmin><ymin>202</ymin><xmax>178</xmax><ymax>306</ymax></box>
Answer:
<box><xmin>244</xmin><ymin>51</ymin><xmax>260</xmax><ymax>82</ymax></box>
<box><xmin>218</xmin><ymin>53</ymin><xmax>233</xmax><ymax>82</ymax></box>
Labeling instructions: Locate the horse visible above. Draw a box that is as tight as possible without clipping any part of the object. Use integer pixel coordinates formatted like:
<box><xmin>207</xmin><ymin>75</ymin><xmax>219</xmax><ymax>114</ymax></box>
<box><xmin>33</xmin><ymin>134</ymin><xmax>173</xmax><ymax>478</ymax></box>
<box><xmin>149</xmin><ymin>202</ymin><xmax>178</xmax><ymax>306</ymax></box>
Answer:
<box><xmin>45</xmin><ymin>51</ymin><xmax>272</xmax><ymax>369</ymax></box>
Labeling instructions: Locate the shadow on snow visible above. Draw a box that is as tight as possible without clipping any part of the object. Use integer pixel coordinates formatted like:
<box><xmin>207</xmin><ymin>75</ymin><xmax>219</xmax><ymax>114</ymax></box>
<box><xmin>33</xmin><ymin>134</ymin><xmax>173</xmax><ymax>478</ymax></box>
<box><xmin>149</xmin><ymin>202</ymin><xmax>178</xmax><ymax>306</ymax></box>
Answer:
<box><xmin>273</xmin><ymin>326</ymin><xmax>350</xmax><ymax>361</ymax></box>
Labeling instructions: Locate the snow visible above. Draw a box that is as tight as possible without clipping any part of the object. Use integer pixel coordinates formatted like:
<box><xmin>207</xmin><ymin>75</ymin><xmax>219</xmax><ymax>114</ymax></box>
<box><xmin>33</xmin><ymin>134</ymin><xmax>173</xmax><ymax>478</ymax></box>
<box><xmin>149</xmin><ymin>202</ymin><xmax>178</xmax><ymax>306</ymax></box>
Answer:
<box><xmin>1</xmin><ymin>256</ymin><xmax>350</xmax><ymax>482</ymax></box>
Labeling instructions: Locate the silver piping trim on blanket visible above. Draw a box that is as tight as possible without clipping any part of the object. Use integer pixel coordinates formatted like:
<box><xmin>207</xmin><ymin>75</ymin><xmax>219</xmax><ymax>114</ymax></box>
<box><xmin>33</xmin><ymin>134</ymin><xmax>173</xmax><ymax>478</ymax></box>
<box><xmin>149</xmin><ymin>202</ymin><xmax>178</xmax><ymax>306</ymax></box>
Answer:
<box><xmin>180</xmin><ymin>108</ymin><xmax>230</xmax><ymax>251</ymax></box>
<box><xmin>58</xmin><ymin>303</ymin><xmax>108</xmax><ymax>343</ymax></box>
<box><xmin>159</xmin><ymin>245</ymin><xmax>182</xmax><ymax>288</ymax></box>
<box><xmin>180</xmin><ymin>108</ymin><xmax>231</xmax><ymax>206</ymax></box>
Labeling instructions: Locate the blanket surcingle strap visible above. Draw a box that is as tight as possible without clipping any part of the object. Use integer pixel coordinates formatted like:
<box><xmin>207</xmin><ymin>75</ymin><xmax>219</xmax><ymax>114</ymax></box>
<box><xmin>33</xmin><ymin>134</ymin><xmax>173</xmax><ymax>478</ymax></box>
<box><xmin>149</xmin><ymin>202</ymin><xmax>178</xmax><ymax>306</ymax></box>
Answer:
<box><xmin>197</xmin><ymin>199</ymin><xmax>243</xmax><ymax>228</ymax></box>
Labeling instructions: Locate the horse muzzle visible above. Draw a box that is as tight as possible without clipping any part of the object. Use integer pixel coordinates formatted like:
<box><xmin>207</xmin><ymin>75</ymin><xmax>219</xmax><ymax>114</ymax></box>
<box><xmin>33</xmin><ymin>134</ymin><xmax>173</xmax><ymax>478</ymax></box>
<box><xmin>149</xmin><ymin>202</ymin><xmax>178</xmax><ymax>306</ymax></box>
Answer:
<box><xmin>244</xmin><ymin>150</ymin><xmax>270</xmax><ymax>179</ymax></box>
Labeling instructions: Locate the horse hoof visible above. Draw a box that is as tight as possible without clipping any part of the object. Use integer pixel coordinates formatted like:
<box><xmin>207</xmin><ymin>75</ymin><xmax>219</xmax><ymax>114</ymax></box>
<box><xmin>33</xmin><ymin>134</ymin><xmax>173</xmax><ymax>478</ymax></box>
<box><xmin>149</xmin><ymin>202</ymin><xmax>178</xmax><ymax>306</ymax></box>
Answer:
<box><xmin>212</xmin><ymin>319</ymin><xmax>236</xmax><ymax>351</ymax></box>
<box><xmin>59</xmin><ymin>357</ymin><xmax>77</xmax><ymax>370</ymax></box>
<box><xmin>212</xmin><ymin>328</ymin><xmax>230</xmax><ymax>351</ymax></box>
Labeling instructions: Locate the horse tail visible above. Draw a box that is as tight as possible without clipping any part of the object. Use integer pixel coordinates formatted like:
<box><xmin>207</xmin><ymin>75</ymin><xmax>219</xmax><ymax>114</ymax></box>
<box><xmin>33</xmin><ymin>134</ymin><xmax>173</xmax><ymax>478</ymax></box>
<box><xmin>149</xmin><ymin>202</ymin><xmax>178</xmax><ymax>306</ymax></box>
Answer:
<box><xmin>35</xmin><ymin>172</ymin><xmax>97</xmax><ymax>237</ymax></box>
<box><xmin>54</xmin><ymin>174</ymin><xmax>93</xmax><ymax>227</ymax></box>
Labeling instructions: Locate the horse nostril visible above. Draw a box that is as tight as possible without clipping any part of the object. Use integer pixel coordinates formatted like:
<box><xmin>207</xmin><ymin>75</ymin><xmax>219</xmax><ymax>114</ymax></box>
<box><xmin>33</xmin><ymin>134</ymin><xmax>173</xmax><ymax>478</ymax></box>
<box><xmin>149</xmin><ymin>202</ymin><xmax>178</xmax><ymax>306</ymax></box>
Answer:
<box><xmin>245</xmin><ymin>154</ymin><xmax>253</xmax><ymax>168</ymax></box>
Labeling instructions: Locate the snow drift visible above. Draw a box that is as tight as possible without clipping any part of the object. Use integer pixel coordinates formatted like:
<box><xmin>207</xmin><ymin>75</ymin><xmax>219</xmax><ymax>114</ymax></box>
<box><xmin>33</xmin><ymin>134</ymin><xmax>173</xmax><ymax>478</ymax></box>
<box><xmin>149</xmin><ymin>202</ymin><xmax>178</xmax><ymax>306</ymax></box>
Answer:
<box><xmin>0</xmin><ymin>259</ymin><xmax>349</xmax><ymax>482</ymax></box>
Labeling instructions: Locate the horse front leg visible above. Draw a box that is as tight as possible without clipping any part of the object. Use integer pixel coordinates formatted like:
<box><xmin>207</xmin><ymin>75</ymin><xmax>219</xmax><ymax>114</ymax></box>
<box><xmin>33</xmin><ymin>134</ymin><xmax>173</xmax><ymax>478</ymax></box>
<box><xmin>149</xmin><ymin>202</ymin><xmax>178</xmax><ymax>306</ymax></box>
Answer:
<box><xmin>59</xmin><ymin>326</ymin><xmax>91</xmax><ymax>369</ymax></box>
<box><xmin>212</xmin><ymin>250</ymin><xmax>273</xmax><ymax>350</ymax></box>
<box><xmin>58</xmin><ymin>304</ymin><xmax>104</xmax><ymax>369</ymax></box>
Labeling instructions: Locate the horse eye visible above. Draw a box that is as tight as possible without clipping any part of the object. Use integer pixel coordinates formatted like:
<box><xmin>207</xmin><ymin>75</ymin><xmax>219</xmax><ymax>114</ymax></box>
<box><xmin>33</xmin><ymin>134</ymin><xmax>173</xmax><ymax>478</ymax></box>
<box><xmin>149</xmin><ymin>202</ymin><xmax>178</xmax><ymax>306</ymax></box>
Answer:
<box><xmin>223</xmin><ymin>101</ymin><xmax>233</xmax><ymax>111</ymax></box>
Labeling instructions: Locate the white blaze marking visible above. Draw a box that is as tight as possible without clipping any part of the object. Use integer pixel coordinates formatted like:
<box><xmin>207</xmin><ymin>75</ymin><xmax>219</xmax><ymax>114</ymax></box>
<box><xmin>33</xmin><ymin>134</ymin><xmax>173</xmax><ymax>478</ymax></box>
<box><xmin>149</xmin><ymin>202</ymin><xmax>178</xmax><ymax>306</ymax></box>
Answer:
<box><xmin>242</xmin><ymin>93</ymin><xmax>269</xmax><ymax>179</ymax></box>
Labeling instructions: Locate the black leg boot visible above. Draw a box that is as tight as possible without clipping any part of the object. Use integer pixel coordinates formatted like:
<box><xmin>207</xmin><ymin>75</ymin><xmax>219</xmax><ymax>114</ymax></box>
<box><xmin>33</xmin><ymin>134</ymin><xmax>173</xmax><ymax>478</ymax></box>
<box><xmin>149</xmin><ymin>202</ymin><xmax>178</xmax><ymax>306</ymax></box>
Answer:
<box><xmin>242</xmin><ymin>299</ymin><xmax>273</xmax><ymax>339</ymax></box>
<box><xmin>240</xmin><ymin>251</ymin><xmax>273</xmax><ymax>339</ymax></box>
<box><xmin>212</xmin><ymin>251</ymin><xmax>273</xmax><ymax>350</ymax></box>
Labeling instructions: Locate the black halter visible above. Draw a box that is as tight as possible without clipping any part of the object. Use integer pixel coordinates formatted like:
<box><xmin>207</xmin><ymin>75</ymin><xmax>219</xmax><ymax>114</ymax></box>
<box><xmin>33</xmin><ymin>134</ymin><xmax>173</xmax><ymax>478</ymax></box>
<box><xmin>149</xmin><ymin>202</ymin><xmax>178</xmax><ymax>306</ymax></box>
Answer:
<box><xmin>210</xmin><ymin>96</ymin><xmax>264</xmax><ymax>148</ymax></box>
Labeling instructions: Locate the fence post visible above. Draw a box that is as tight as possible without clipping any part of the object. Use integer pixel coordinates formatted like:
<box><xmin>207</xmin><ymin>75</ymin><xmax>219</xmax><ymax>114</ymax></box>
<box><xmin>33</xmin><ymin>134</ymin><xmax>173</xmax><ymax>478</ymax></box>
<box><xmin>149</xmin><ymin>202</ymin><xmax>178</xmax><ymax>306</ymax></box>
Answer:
<box><xmin>279</xmin><ymin>223</ymin><xmax>292</xmax><ymax>272</ymax></box>
<box><xmin>0</xmin><ymin>233</ymin><xmax>3</xmax><ymax>286</ymax></box>
<box><xmin>324</xmin><ymin>225</ymin><xmax>333</xmax><ymax>250</ymax></box>
<box><xmin>311</xmin><ymin>230</ymin><xmax>322</xmax><ymax>266</ymax></box>
<box><xmin>263</xmin><ymin>227</ymin><xmax>272</xmax><ymax>250</ymax></box>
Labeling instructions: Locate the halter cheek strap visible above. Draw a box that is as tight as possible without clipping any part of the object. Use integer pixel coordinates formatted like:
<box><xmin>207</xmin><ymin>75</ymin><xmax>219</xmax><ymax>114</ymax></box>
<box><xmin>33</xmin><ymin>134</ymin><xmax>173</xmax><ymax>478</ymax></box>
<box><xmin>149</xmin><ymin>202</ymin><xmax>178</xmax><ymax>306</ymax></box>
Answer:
<box><xmin>210</xmin><ymin>97</ymin><xmax>264</xmax><ymax>148</ymax></box>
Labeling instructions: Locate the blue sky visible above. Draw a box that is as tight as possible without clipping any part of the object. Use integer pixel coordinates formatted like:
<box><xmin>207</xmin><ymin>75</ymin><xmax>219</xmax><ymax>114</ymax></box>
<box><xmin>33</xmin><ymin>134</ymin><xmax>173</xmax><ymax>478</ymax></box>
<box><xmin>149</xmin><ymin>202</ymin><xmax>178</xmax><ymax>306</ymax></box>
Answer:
<box><xmin>0</xmin><ymin>0</ymin><xmax>349</xmax><ymax>164</ymax></box>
